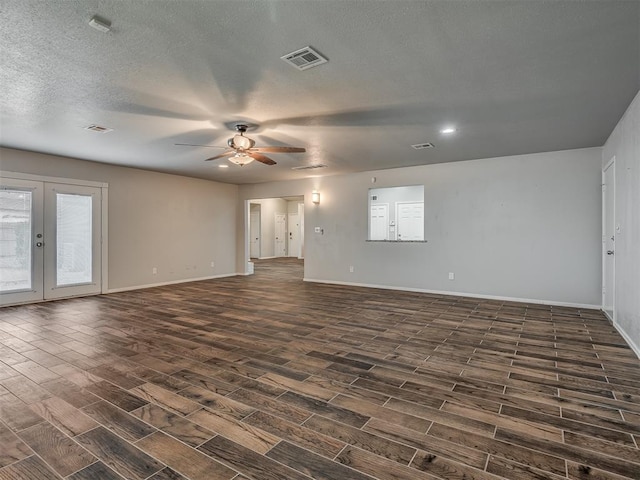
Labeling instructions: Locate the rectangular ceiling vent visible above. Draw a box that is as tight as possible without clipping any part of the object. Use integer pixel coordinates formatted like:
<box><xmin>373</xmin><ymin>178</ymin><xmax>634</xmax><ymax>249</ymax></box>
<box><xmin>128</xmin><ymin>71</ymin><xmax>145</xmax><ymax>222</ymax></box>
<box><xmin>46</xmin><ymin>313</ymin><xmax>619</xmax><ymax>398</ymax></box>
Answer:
<box><xmin>411</xmin><ymin>142</ymin><xmax>434</xmax><ymax>150</ymax></box>
<box><xmin>291</xmin><ymin>163</ymin><xmax>328</xmax><ymax>171</ymax></box>
<box><xmin>281</xmin><ymin>46</ymin><xmax>328</xmax><ymax>71</ymax></box>
<box><xmin>84</xmin><ymin>124</ymin><xmax>113</xmax><ymax>133</ymax></box>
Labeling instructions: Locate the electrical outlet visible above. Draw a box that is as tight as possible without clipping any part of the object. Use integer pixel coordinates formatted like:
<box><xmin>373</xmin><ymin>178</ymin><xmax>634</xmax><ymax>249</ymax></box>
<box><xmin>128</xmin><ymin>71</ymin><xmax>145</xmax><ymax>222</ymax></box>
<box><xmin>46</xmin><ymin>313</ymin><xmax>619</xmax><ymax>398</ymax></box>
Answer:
<box><xmin>349</xmin><ymin>265</ymin><xmax>354</xmax><ymax>273</ymax></box>
<box><xmin>210</xmin><ymin>261</ymin><xmax>215</xmax><ymax>268</ymax></box>
<box><xmin>152</xmin><ymin>267</ymin><xmax>158</xmax><ymax>275</ymax></box>
<box><xmin>448</xmin><ymin>272</ymin><xmax>454</xmax><ymax>280</ymax></box>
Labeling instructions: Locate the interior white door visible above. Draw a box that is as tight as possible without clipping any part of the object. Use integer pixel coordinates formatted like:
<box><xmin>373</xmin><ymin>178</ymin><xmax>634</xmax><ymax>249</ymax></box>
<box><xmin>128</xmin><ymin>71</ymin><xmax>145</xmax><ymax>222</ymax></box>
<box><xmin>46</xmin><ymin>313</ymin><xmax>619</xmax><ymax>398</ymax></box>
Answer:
<box><xmin>0</xmin><ymin>179</ymin><xmax>102</xmax><ymax>305</ymax></box>
<box><xmin>288</xmin><ymin>213</ymin><xmax>300</xmax><ymax>257</ymax></box>
<box><xmin>250</xmin><ymin>210</ymin><xmax>260</xmax><ymax>258</ymax></box>
<box><xmin>396</xmin><ymin>202</ymin><xmax>424</xmax><ymax>241</ymax></box>
<box><xmin>370</xmin><ymin>204</ymin><xmax>389</xmax><ymax>240</ymax></box>
<box><xmin>0</xmin><ymin>178</ymin><xmax>44</xmax><ymax>304</ymax></box>
<box><xmin>275</xmin><ymin>213</ymin><xmax>286</xmax><ymax>257</ymax></box>
<box><xmin>602</xmin><ymin>160</ymin><xmax>615</xmax><ymax>321</ymax></box>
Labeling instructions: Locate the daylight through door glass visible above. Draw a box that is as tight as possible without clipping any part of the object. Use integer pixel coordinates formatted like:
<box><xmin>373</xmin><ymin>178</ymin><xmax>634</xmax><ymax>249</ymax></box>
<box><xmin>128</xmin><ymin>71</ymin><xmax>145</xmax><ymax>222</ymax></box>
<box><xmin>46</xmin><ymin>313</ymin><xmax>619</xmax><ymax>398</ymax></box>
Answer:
<box><xmin>0</xmin><ymin>189</ymin><xmax>33</xmax><ymax>292</ymax></box>
<box><xmin>56</xmin><ymin>193</ymin><xmax>92</xmax><ymax>286</ymax></box>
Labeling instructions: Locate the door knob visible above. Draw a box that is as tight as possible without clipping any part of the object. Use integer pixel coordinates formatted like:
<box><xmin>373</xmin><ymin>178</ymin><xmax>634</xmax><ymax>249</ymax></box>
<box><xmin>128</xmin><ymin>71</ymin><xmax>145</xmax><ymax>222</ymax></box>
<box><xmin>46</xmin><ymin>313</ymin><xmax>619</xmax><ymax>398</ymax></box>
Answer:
<box><xmin>607</xmin><ymin>250</ymin><xmax>614</xmax><ymax>255</ymax></box>
<box><xmin>36</xmin><ymin>242</ymin><xmax>43</xmax><ymax>247</ymax></box>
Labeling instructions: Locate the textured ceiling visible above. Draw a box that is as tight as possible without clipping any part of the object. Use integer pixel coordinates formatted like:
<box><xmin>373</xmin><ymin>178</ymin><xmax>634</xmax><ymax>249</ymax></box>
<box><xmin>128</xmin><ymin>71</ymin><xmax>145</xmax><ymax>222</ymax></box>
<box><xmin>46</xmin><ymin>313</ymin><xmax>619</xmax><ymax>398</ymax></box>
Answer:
<box><xmin>1</xmin><ymin>0</ymin><xmax>638</xmax><ymax>184</ymax></box>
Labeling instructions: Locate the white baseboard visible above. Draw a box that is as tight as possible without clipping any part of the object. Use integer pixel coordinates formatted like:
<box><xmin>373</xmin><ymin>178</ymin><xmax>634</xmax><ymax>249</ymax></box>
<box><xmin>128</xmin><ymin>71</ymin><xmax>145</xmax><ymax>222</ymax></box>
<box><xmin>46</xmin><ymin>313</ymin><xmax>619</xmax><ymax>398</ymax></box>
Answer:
<box><xmin>602</xmin><ymin>309</ymin><xmax>614</xmax><ymax>323</ymax></box>
<box><xmin>258</xmin><ymin>256</ymin><xmax>277</xmax><ymax>260</ymax></box>
<box><xmin>603</xmin><ymin>313</ymin><xmax>640</xmax><ymax>359</ymax></box>
<box><xmin>302</xmin><ymin>278</ymin><xmax>600</xmax><ymax>310</ymax></box>
<box><xmin>596</xmin><ymin>310</ymin><xmax>640</xmax><ymax>359</ymax></box>
<box><xmin>107</xmin><ymin>273</ymin><xmax>237</xmax><ymax>293</ymax></box>
<box><xmin>612</xmin><ymin>323</ymin><xmax>640</xmax><ymax>359</ymax></box>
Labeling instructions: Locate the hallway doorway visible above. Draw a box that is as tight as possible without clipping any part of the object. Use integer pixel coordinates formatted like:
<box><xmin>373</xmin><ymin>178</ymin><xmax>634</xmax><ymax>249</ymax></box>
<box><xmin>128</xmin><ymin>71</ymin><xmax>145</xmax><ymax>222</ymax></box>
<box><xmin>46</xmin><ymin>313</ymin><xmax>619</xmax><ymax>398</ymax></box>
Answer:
<box><xmin>246</xmin><ymin>196</ymin><xmax>304</xmax><ymax>260</ymax></box>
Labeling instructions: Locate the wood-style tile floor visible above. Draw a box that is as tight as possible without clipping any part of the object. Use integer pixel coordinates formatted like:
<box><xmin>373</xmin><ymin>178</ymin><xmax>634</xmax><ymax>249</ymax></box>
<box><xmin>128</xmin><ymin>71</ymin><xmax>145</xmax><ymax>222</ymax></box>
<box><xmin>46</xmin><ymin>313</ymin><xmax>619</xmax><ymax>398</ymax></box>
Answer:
<box><xmin>1</xmin><ymin>258</ymin><xmax>639</xmax><ymax>480</ymax></box>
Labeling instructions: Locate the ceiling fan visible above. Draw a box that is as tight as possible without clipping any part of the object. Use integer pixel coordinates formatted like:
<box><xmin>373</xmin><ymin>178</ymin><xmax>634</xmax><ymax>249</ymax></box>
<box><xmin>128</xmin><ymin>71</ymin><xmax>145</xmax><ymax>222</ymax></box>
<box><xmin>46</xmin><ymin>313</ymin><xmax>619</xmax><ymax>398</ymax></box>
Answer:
<box><xmin>177</xmin><ymin>124</ymin><xmax>306</xmax><ymax>166</ymax></box>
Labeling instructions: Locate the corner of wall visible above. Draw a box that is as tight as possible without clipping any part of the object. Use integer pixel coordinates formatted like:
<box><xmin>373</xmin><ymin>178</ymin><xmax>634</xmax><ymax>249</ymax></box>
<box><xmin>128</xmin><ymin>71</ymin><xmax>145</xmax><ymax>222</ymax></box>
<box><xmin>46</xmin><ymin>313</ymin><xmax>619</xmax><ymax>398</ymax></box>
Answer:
<box><xmin>602</xmin><ymin>90</ymin><xmax>640</xmax><ymax>358</ymax></box>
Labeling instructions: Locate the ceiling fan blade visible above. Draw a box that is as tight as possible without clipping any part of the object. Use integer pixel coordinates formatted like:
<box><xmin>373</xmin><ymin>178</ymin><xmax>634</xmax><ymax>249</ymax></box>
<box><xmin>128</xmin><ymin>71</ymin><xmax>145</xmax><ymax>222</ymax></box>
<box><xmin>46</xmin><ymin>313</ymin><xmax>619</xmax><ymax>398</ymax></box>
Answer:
<box><xmin>249</xmin><ymin>153</ymin><xmax>277</xmax><ymax>165</ymax></box>
<box><xmin>175</xmin><ymin>143</ymin><xmax>226</xmax><ymax>148</ymax></box>
<box><xmin>205</xmin><ymin>150</ymin><xmax>236</xmax><ymax>161</ymax></box>
<box><xmin>260</xmin><ymin>103</ymin><xmax>439</xmax><ymax>129</ymax></box>
<box><xmin>250</xmin><ymin>146</ymin><xmax>306</xmax><ymax>153</ymax></box>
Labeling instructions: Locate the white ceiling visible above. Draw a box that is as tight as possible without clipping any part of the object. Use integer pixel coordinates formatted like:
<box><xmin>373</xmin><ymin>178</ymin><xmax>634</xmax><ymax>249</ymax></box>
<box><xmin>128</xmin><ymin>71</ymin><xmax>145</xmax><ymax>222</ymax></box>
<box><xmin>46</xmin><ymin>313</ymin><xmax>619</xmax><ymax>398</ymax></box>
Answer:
<box><xmin>1</xmin><ymin>1</ymin><xmax>638</xmax><ymax>184</ymax></box>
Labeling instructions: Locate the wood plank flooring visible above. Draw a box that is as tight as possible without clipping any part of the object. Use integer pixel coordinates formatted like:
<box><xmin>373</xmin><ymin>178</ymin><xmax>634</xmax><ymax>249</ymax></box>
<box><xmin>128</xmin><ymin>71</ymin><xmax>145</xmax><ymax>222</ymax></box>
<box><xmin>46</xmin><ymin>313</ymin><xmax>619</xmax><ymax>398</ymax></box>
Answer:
<box><xmin>1</xmin><ymin>258</ymin><xmax>639</xmax><ymax>479</ymax></box>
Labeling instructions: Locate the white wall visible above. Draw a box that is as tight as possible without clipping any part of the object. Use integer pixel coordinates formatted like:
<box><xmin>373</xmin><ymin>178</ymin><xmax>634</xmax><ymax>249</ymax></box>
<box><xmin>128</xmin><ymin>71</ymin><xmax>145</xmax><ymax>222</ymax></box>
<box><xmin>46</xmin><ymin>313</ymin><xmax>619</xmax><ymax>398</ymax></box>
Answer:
<box><xmin>602</xmin><ymin>90</ymin><xmax>640</xmax><ymax>355</ymax></box>
<box><xmin>1</xmin><ymin>148</ymin><xmax>238</xmax><ymax>291</ymax></box>
<box><xmin>238</xmin><ymin>147</ymin><xmax>603</xmax><ymax>307</ymax></box>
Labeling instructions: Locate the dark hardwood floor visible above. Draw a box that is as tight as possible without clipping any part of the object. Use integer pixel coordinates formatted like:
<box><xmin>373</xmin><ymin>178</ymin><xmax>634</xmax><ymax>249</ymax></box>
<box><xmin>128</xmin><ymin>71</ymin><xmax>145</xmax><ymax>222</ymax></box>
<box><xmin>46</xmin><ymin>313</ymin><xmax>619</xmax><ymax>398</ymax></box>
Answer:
<box><xmin>1</xmin><ymin>258</ymin><xmax>639</xmax><ymax>479</ymax></box>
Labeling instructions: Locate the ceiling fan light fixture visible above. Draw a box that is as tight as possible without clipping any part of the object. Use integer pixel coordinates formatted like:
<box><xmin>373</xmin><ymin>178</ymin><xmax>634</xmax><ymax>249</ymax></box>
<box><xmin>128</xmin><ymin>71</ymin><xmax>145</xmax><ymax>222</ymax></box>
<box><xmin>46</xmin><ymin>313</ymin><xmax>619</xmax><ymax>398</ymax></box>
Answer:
<box><xmin>228</xmin><ymin>153</ymin><xmax>254</xmax><ymax>166</ymax></box>
<box><xmin>231</xmin><ymin>134</ymin><xmax>254</xmax><ymax>150</ymax></box>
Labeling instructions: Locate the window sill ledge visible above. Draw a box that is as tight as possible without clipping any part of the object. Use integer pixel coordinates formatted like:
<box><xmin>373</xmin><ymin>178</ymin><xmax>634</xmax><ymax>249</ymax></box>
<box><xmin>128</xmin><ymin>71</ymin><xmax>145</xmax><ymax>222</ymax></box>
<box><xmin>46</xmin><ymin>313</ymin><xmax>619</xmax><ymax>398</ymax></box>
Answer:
<box><xmin>366</xmin><ymin>240</ymin><xmax>427</xmax><ymax>243</ymax></box>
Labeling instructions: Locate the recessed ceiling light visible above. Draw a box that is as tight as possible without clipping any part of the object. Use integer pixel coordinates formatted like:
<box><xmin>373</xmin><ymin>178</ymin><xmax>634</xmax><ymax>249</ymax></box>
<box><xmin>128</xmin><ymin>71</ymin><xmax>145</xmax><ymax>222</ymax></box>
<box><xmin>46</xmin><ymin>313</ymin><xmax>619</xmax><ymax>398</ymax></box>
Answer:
<box><xmin>218</xmin><ymin>164</ymin><xmax>229</xmax><ymax>169</ymax></box>
<box><xmin>440</xmin><ymin>127</ymin><xmax>457</xmax><ymax>135</ymax></box>
<box><xmin>84</xmin><ymin>124</ymin><xmax>113</xmax><ymax>133</ymax></box>
<box><xmin>88</xmin><ymin>16</ymin><xmax>111</xmax><ymax>33</ymax></box>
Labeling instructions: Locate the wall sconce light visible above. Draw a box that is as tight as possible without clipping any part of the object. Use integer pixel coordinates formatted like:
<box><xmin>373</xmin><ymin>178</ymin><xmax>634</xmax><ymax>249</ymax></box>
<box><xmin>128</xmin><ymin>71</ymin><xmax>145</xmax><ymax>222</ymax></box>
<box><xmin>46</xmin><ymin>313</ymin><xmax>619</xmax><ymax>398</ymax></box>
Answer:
<box><xmin>312</xmin><ymin>191</ymin><xmax>321</xmax><ymax>205</ymax></box>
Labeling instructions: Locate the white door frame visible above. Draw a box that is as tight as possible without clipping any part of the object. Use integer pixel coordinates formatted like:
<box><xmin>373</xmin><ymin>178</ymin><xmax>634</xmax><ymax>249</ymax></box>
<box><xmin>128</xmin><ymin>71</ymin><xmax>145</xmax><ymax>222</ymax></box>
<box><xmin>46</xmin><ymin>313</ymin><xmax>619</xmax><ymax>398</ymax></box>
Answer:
<box><xmin>298</xmin><ymin>202</ymin><xmax>304</xmax><ymax>259</ymax></box>
<box><xmin>0</xmin><ymin>171</ymin><xmax>108</xmax><ymax>305</ymax></box>
<box><xmin>602</xmin><ymin>157</ymin><xmax>615</xmax><ymax>323</ymax></box>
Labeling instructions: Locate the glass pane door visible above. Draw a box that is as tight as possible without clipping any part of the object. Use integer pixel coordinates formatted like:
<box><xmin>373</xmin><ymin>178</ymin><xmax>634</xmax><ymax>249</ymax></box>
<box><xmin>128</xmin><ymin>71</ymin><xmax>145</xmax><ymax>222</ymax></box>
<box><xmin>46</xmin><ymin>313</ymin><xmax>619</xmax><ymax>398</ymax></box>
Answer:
<box><xmin>0</xmin><ymin>179</ymin><xmax>44</xmax><ymax>305</ymax></box>
<box><xmin>44</xmin><ymin>183</ymin><xmax>101</xmax><ymax>300</ymax></box>
<box><xmin>1</xmin><ymin>178</ymin><xmax>103</xmax><ymax>305</ymax></box>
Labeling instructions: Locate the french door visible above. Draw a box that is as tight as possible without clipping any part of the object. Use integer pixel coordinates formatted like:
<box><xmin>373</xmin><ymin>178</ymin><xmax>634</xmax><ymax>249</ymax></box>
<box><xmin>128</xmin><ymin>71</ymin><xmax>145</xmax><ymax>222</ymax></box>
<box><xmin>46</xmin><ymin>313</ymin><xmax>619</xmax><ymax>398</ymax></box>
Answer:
<box><xmin>1</xmin><ymin>178</ymin><xmax>103</xmax><ymax>305</ymax></box>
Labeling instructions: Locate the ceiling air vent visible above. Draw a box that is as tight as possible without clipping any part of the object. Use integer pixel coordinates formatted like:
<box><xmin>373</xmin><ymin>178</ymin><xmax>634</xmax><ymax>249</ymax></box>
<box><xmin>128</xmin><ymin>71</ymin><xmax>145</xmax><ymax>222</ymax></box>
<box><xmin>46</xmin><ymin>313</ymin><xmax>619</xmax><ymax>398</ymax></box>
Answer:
<box><xmin>291</xmin><ymin>164</ymin><xmax>328</xmax><ymax>171</ymax></box>
<box><xmin>281</xmin><ymin>46</ymin><xmax>328</xmax><ymax>71</ymax></box>
<box><xmin>411</xmin><ymin>142</ymin><xmax>434</xmax><ymax>150</ymax></box>
<box><xmin>84</xmin><ymin>124</ymin><xmax>113</xmax><ymax>133</ymax></box>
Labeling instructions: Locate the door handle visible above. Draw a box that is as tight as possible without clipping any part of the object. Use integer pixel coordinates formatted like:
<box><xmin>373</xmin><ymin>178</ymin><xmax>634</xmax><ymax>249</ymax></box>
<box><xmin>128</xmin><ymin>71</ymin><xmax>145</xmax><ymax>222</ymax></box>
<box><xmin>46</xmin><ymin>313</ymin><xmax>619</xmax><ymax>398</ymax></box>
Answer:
<box><xmin>36</xmin><ymin>242</ymin><xmax>43</xmax><ymax>248</ymax></box>
<box><xmin>607</xmin><ymin>250</ymin><xmax>614</xmax><ymax>255</ymax></box>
